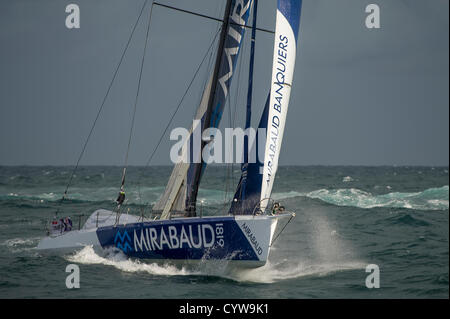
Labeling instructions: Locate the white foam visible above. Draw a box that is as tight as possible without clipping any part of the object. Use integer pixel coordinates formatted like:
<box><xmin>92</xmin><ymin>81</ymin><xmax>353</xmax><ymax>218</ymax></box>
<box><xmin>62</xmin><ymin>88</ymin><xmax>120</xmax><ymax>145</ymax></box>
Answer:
<box><xmin>3</xmin><ymin>237</ymin><xmax>39</xmax><ymax>247</ymax></box>
<box><xmin>64</xmin><ymin>246</ymin><xmax>365</xmax><ymax>284</ymax></box>
<box><xmin>2</xmin><ymin>237</ymin><xmax>41</xmax><ymax>253</ymax></box>
<box><xmin>66</xmin><ymin>246</ymin><xmax>198</xmax><ymax>277</ymax></box>
<box><xmin>227</xmin><ymin>260</ymin><xmax>366</xmax><ymax>283</ymax></box>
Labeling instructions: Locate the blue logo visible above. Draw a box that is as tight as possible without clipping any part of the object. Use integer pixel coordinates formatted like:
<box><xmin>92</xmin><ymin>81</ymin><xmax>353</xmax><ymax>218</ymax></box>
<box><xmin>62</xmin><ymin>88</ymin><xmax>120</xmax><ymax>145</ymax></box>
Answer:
<box><xmin>114</xmin><ymin>230</ymin><xmax>133</xmax><ymax>253</ymax></box>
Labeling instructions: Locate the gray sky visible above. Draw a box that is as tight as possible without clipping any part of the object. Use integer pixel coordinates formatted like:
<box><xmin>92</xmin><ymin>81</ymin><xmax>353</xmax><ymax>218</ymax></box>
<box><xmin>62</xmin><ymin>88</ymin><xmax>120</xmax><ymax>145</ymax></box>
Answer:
<box><xmin>0</xmin><ymin>0</ymin><xmax>448</xmax><ymax>166</ymax></box>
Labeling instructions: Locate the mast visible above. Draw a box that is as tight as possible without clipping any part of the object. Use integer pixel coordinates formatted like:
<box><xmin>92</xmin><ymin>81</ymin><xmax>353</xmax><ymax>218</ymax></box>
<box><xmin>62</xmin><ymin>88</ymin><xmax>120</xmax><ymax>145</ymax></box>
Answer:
<box><xmin>155</xmin><ymin>0</ymin><xmax>252</xmax><ymax>219</ymax></box>
<box><xmin>246</xmin><ymin>0</ymin><xmax>257</xmax><ymax>134</ymax></box>
<box><xmin>185</xmin><ymin>0</ymin><xmax>235</xmax><ymax>216</ymax></box>
<box><xmin>241</xmin><ymin>0</ymin><xmax>258</xmax><ymax>196</ymax></box>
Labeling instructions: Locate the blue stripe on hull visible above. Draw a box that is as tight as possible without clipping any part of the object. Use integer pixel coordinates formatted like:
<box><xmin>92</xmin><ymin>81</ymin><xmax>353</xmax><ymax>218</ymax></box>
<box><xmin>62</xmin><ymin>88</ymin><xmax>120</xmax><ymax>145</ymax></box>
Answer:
<box><xmin>96</xmin><ymin>217</ymin><xmax>259</xmax><ymax>261</ymax></box>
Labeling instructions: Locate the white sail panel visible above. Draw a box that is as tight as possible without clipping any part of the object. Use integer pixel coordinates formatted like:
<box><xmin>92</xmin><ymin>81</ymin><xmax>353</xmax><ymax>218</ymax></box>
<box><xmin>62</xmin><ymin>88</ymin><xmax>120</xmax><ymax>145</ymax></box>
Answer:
<box><xmin>153</xmin><ymin>76</ymin><xmax>212</xmax><ymax>218</ymax></box>
<box><xmin>260</xmin><ymin>5</ymin><xmax>300</xmax><ymax>212</ymax></box>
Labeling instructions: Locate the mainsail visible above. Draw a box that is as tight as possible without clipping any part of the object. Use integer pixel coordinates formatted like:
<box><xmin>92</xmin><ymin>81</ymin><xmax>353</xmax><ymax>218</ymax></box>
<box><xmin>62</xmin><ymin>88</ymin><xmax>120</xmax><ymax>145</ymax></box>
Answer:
<box><xmin>260</xmin><ymin>0</ymin><xmax>302</xmax><ymax>212</ymax></box>
<box><xmin>154</xmin><ymin>0</ymin><xmax>252</xmax><ymax>219</ymax></box>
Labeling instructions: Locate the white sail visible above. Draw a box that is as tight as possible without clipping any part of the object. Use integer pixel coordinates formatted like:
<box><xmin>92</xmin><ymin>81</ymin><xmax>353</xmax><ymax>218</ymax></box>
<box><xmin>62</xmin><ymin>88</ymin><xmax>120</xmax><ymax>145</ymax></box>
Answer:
<box><xmin>153</xmin><ymin>76</ymin><xmax>212</xmax><ymax>218</ymax></box>
<box><xmin>260</xmin><ymin>1</ymin><xmax>302</xmax><ymax>211</ymax></box>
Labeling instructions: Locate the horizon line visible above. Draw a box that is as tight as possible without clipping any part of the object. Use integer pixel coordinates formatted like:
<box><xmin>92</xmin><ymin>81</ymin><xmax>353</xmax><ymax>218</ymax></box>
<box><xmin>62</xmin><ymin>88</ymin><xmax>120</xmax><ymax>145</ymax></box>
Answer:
<box><xmin>0</xmin><ymin>164</ymin><xmax>448</xmax><ymax>168</ymax></box>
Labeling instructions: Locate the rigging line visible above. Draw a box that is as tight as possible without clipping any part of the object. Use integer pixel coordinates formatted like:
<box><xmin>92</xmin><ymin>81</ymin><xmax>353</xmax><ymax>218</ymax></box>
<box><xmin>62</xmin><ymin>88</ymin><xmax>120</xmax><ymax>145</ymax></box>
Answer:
<box><xmin>55</xmin><ymin>0</ymin><xmax>150</xmax><ymax>212</ymax></box>
<box><xmin>223</xmin><ymin>81</ymin><xmax>233</xmax><ymax>207</ymax></box>
<box><xmin>136</xmin><ymin>26</ymin><xmax>223</xmax><ymax>208</ymax></box>
<box><xmin>223</xmin><ymin>92</ymin><xmax>232</xmax><ymax>207</ymax></box>
<box><xmin>224</xmin><ymin>84</ymin><xmax>232</xmax><ymax>205</ymax></box>
<box><xmin>120</xmin><ymin>2</ymin><xmax>154</xmax><ymax>190</ymax></box>
<box><xmin>269</xmin><ymin>214</ymin><xmax>295</xmax><ymax>247</ymax></box>
<box><xmin>223</xmin><ymin>62</ymin><xmax>233</xmax><ymax>208</ymax></box>
<box><xmin>144</xmin><ymin>26</ymin><xmax>222</xmax><ymax>168</ymax></box>
<box><xmin>153</xmin><ymin>2</ymin><xmax>274</xmax><ymax>34</ymax></box>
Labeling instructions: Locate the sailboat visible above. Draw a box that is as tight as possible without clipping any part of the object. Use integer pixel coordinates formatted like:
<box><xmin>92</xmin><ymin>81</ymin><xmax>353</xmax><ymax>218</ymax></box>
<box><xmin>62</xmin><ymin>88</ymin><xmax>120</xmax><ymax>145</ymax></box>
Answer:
<box><xmin>37</xmin><ymin>0</ymin><xmax>303</xmax><ymax>268</ymax></box>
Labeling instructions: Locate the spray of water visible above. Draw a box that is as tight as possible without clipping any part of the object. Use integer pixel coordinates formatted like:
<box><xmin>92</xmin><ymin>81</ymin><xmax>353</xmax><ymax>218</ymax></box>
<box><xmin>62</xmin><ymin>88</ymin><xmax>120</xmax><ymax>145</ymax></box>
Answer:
<box><xmin>228</xmin><ymin>213</ymin><xmax>366</xmax><ymax>283</ymax></box>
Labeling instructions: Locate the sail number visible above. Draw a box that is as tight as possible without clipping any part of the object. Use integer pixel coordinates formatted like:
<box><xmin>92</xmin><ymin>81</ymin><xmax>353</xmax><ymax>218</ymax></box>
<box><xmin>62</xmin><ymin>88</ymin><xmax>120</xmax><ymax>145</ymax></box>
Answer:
<box><xmin>215</xmin><ymin>223</ymin><xmax>225</xmax><ymax>248</ymax></box>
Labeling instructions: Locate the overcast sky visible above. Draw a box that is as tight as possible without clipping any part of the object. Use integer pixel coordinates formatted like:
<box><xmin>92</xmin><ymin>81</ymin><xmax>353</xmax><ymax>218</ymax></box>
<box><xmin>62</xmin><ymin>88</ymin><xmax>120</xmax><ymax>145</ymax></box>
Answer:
<box><xmin>0</xmin><ymin>0</ymin><xmax>448</xmax><ymax>166</ymax></box>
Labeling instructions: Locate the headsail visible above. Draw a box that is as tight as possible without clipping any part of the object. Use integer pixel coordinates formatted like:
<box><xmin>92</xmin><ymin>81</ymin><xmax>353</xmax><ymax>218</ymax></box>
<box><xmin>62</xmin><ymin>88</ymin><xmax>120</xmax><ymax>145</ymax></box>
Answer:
<box><xmin>260</xmin><ymin>0</ymin><xmax>302</xmax><ymax>212</ymax></box>
<box><xmin>154</xmin><ymin>0</ymin><xmax>253</xmax><ymax>219</ymax></box>
<box><xmin>229</xmin><ymin>94</ymin><xmax>269</xmax><ymax>215</ymax></box>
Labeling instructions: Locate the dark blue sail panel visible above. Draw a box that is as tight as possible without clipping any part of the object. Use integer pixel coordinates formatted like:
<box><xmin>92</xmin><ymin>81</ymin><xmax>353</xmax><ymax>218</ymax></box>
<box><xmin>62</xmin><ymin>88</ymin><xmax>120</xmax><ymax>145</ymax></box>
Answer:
<box><xmin>229</xmin><ymin>94</ymin><xmax>269</xmax><ymax>215</ymax></box>
<box><xmin>278</xmin><ymin>0</ymin><xmax>302</xmax><ymax>40</ymax></box>
<box><xmin>210</xmin><ymin>0</ymin><xmax>252</xmax><ymax>126</ymax></box>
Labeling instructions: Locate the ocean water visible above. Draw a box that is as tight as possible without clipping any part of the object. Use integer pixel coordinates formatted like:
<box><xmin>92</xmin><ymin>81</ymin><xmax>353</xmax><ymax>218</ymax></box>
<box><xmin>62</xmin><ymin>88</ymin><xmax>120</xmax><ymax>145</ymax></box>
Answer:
<box><xmin>0</xmin><ymin>166</ymin><xmax>448</xmax><ymax>298</ymax></box>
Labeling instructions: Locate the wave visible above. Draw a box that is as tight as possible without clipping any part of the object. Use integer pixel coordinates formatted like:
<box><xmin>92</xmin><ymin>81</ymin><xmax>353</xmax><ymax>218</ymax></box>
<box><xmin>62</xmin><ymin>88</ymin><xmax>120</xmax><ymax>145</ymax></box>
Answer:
<box><xmin>305</xmin><ymin>186</ymin><xmax>449</xmax><ymax>211</ymax></box>
<box><xmin>1</xmin><ymin>184</ymin><xmax>448</xmax><ymax>211</ymax></box>
<box><xmin>1</xmin><ymin>237</ymin><xmax>41</xmax><ymax>254</ymax></box>
<box><xmin>0</xmin><ymin>186</ymin><xmax>166</xmax><ymax>205</ymax></box>
<box><xmin>2</xmin><ymin>237</ymin><xmax>37</xmax><ymax>247</ymax></box>
<box><xmin>0</xmin><ymin>188</ymin><xmax>303</xmax><ymax>206</ymax></box>
<box><xmin>272</xmin><ymin>191</ymin><xmax>303</xmax><ymax>200</ymax></box>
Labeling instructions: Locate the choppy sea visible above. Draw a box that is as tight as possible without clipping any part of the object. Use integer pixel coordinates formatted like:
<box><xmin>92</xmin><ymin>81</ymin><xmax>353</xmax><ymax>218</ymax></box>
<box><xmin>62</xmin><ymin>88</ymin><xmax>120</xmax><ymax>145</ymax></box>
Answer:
<box><xmin>0</xmin><ymin>166</ymin><xmax>448</xmax><ymax>298</ymax></box>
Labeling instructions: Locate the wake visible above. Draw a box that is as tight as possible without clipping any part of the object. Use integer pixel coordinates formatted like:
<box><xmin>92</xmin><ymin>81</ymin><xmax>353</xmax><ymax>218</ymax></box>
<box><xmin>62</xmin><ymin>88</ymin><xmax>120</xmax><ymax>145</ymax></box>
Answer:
<box><xmin>65</xmin><ymin>246</ymin><xmax>365</xmax><ymax>284</ymax></box>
